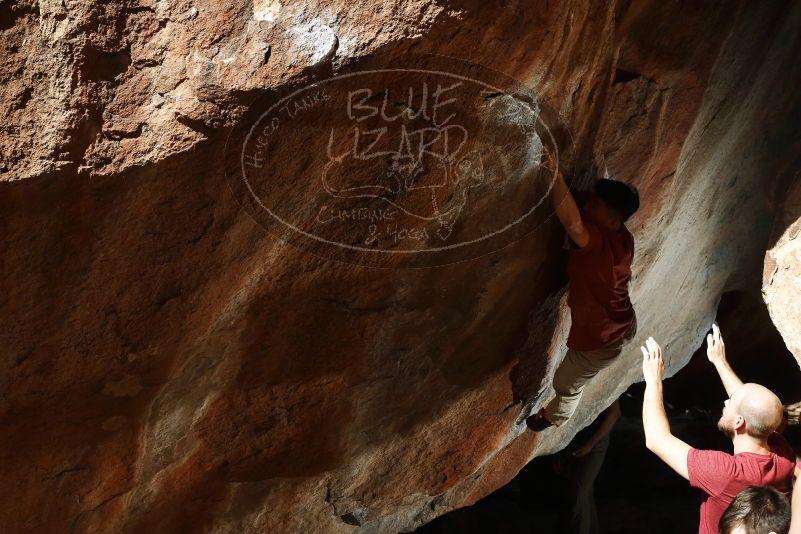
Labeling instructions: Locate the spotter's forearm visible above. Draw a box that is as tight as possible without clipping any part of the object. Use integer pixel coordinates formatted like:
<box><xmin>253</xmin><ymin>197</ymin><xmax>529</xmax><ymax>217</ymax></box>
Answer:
<box><xmin>643</xmin><ymin>381</ymin><xmax>671</xmax><ymax>447</ymax></box>
<box><xmin>713</xmin><ymin>360</ymin><xmax>744</xmax><ymax>397</ymax></box>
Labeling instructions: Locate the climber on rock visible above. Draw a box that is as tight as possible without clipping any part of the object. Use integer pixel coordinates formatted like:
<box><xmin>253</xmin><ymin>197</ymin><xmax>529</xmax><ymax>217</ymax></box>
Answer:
<box><xmin>520</xmin><ymin>145</ymin><xmax>640</xmax><ymax>432</ymax></box>
<box><xmin>640</xmin><ymin>326</ymin><xmax>796</xmax><ymax>534</ymax></box>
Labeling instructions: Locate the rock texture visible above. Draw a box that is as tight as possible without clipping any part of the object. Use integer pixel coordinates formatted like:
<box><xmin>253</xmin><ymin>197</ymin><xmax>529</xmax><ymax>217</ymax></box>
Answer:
<box><xmin>764</xmin><ymin>176</ymin><xmax>801</xmax><ymax>366</ymax></box>
<box><xmin>2</xmin><ymin>1</ymin><xmax>801</xmax><ymax>533</ymax></box>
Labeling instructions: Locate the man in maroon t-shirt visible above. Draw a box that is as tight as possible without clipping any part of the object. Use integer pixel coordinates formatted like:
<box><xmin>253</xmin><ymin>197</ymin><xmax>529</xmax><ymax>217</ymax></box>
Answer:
<box><xmin>641</xmin><ymin>326</ymin><xmax>795</xmax><ymax>534</ymax></box>
<box><xmin>522</xmin><ymin>147</ymin><xmax>640</xmax><ymax>431</ymax></box>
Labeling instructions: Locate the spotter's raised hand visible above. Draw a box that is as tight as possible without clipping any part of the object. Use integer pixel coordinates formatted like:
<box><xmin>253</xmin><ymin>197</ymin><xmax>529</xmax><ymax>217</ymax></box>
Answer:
<box><xmin>641</xmin><ymin>337</ymin><xmax>665</xmax><ymax>384</ymax></box>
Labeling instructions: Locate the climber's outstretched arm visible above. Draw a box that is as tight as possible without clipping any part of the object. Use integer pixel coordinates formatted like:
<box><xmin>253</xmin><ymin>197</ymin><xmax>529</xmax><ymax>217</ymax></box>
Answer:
<box><xmin>706</xmin><ymin>323</ymin><xmax>743</xmax><ymax>397</ymax></box>
<box><xmin>544</xmin><ymin>148</ymin><xmax>590</xmax><ymax>248</ymax></box>
<box><xmin>642</xmin><ymin>337</ymin><xmax>691</xmax><ymax>480</ymax></box>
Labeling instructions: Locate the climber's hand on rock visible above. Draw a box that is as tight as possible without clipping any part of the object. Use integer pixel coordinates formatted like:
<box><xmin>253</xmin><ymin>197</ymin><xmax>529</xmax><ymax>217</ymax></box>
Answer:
<box><xmin>641</xmin><ymin>337</ymin><xmax>664</xmax><ymax>384</ymax></box>
<box><xmin>706</xmin><ymin>322</ymin><xmax>726</xmax><ymax>366</ymax></box>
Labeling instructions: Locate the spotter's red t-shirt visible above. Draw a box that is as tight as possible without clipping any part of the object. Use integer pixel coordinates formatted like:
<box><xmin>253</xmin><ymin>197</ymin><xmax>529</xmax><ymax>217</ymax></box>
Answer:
<box><xmin>566</xmin><ymin>221</ymin><xmax>636</xmax><ymax>351</ymax></box>
<box><xmin>687</xmin><ymin>434</ymin><xmax>795</xmax><ymax>534</ymax></box>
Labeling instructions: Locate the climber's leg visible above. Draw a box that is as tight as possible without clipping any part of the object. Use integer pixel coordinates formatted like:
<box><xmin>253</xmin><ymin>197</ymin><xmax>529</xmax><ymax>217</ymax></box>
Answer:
<box><xmin>527</xmin><ymin>323</ymin><xmax>637</xmax><ymax>430</ymax></box>
<box><xmin>544</xmin><ymin>342</ymin><xmax>624</xmax><ymax>425</ymax></box>
<box><xmin>527</xmin><ymin>347</ymin><xmax>609</xmax><ymax>431</ymax></box>
<box><xmin>543</xmin><ymin>346</ymin><xmax>618</xmax><ymax>425</ymax></box>
<box><xmin>562</xmin><ymin>434</ymin><xmax>610</xmax><ymax>534</ymax></box>
<box><xmin>542</xmin><ymin>323</ymin><xmax>637</xmax><ymax>427</ymax></box>
<box><xmin>526</xmin><ymin>345</ymin><xmax>621</xmax><ymax>431</ymax></box>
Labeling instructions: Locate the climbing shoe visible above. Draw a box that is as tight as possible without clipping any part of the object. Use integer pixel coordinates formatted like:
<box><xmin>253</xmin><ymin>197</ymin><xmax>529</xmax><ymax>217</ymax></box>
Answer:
<box><xmin>525</xmin><ymin>410</ymin><xmax>553</xmax><ymax>432</ymax></box>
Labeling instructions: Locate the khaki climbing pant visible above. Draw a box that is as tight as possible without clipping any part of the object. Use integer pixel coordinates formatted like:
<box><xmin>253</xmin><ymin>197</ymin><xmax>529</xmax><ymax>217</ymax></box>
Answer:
<box><xmin>544</xmin><ymin>325</ymin><xmax>636</xmax><ymax>426</ymax></box>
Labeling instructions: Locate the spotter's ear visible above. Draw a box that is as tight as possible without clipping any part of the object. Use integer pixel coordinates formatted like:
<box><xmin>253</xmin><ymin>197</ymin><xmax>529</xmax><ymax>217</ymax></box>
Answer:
<box><xmin>733</xmin><ymin>415</ymin><xmax>747</xmax><ymax>432</ymax></box>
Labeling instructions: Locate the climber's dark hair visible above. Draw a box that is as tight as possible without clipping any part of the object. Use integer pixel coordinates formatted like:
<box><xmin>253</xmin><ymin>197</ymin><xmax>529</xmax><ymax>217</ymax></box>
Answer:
<box><xmin>718</xmin><ymin>485</ymin><xmax>790</xmax><ymax>534</ymax></box>
<box><xmin>595</xmin><ymin>178</ymin><xmax>640</xmax><ymax>222</ymax></box>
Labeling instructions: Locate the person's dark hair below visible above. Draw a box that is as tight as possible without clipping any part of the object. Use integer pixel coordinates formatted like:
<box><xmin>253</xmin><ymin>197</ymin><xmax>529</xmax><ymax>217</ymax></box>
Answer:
<box><xmin>595</xmin><ymin>178</ymin><xmax>640</xmax><ymax>221</ymax></box>
<box><xmin>719</xmin><ymin>485</ymin><xmax>790</xmax><ymax>534</ymax></box>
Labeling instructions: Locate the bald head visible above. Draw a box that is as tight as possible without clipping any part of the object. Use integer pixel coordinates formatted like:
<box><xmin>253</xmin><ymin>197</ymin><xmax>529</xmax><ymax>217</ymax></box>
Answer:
<box><xmin>732</xmin><ymin>383</ymin><xmax>784</xmax><ymax>440</ymax></box>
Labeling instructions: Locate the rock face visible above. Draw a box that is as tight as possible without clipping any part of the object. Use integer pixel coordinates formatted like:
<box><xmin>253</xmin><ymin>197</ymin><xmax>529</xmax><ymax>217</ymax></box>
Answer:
<box><xmin>764</xmin><ymin>177</ymin><xmax>801</xmax><ymax>366</ymax></box>
<box><xmin>2</xmin><ymin>1</ymin><xmax>801</xmax><ymax>533</ymax></box>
